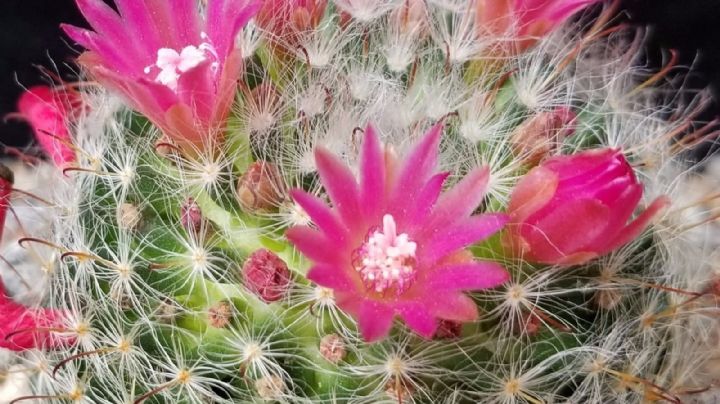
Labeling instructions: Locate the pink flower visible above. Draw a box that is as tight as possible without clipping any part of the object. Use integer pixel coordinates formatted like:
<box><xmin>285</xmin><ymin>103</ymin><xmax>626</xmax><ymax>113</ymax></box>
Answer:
<box><xmin>62</xmin><ymin>0</ymin><xmax>261</xmax><ymax>151</ymax></box>
<box><xmin>477</xmin><ymin>0</ymin><xmax>602</xmax><ymax>52</ymax></box>
<box><xmin>504</xmin><ymin>148</ymin><xmax>670</xmax><ymax>265</ymax></box>
<box><xmin>286</xmin><ymin>124</ymin><xmax>509</xmax><ymax>341</ymax></box>
<box><xmin>16</xmin><ymin>86</ymin><xmax>78</xmax><ymax>167</ymax></box>
<box><xmin>0</xmin><ymin>278</ymin><xmax>68</xmax><ymax>351</ymax></box>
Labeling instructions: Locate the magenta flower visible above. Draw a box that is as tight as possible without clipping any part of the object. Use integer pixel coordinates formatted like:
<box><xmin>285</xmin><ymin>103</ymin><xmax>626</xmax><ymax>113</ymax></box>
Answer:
<box><xmin>504</xmin><ymin>148</ymin><xmax>670</xmax><ymax>265</ymax></box>
<box><xmin>0</xmin><ymin>278</ymin><xmax>69</xmax><ymax>351</ymax></box>
<box><xmin>16</xmin><ymin>86</ymin><xmax>78</xmax><ymax>168</ymax></box>
<box><xmin>286</xmin><ymin>124</ymin><xmax>509</xmax><ymax>341</ymax></box>
<box><xmin>477</xmin><ymin>0</ymin><xmax>602</xmax><ymax>52</ymax></box>
<box><xmin>62</xmin><ymin>0</ymin><xmax>261</xmax><ymax>151</ymax></box>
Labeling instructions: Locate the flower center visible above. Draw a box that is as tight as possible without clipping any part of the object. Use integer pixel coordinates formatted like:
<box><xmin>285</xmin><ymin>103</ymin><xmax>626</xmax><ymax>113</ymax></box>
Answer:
<box><xmin>144</xmin><ymin>33</ymin><xmax>219</xmax><ymax>92</ymax></box>
<box><xmin>355</xmin><ymin>214</ymin><xmax>417</xmax><ymax>294</ymax></box>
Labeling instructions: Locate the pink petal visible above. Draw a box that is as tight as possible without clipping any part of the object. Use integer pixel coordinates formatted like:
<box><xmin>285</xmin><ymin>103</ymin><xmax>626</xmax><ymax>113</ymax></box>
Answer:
<box><xmin>290</xmin><ymin>189</ymin><xmax>348</xmax><ymax>241</ymax></box>
<box><xmin>211</xmin><ymin>50</ymin><xmax>243</xmax><ymax>124</ymax></box>
<box><xmin>355</xmin><ymin>300</ymin><xmax>395</xmax><ymax>342</ymax></box>
<box><xmin>207</xmin><ymin>0</ymin><xmax>262</xmax><ymax>59</ymax></box>
<box><xmin>0</xmin><ymin>279</ymin><xmax>67</xmax><ymax>351</ymax></box>
<box><xmin>114</xmin><ymin>0</ymin><xmax>163</xmax><ymax>59</ymax></box>
<box><xmin>62</xmin><ymin>25</ymin><xmax>137</xmax><ymax>76</ymax></box>
<box><xmin>595</xmin><ymin>184</ymin><xmax>642</xmax><ymax>237</ymax></box>
<box><xmin>427</xmin><ymin>167</ymin><xmax>490</xmax><ymax>228</ymax></box>
<box><xmin>419</xmin><ymin>214</ymin><xmax>508</xmax><ymax>264</ymax></box>
<box><xmin>602</xmin><ymin>196</ymin><xmax>670</xmax><ymax>252</ymax></box>
<box><xmin>314</xmin><ymin>147</ymin><xmax>363</xmax><ymax>230</ymax></box>
<box><xmin>176</xmin><ymin>60</ymin><xmax>216</xmax><ymax>125</ymax></box>
<box><xmin>430</xmin><ymin>293</ymin><xmax>479</xmax><ymax>322</ymax></box>
<box><xmin>306</xmin><ymin>264</ymin><xmax>355</xmax><ymax>290</ymax></box>
<box><xmin>75</xmin><ymin>0</ymin><xmax>142</xmax><ymax>65</ymax></box>
<box><xmin>523</xmin><ymin>198</ymin><xmax>610</xmax><ymax>263</ymax></box>
<box><xmin>423</xmin><ymin>261</ymin><xmax>509</xmax><ymax>291</ymax></box>
<box><xmin>396</xmin><ymin>302</ymin><xmax>438</xmax><ymax>339</ymax></box>
<box><xmin>389</xmin><ymin>123</ymin><xmax>443</xmax><ymax>216</ymax></box>
<box><xmin>359</xmin><ymin>124</ymin><xmax>386</xmax><ymax>220</ymax></box>
<box><xmin>508</xmin><ymin>166</ymin><xmax>558</xmax><ymax>221</ymax></box>
<box><xmin>168</xmin><ymin>0</ymin><xmax>201</xmax><ymax>46</ymax></box>
<box><xmin>142</xmin><ymin>0</ymin><xmax>183</xmax><ymax>48</ymax></box>
<box><xmin>285</xmin><ymin>226</ymin><xmax>345</xmax><ymax>264</ymax></box>
<box><xmin>402</xmin><ymin>172</ymin><xmax>450</xmax><ymax>227</ymax></box>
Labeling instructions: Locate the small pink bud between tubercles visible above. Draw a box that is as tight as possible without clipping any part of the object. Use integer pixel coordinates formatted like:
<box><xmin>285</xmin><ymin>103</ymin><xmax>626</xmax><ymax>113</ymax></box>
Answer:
<box><xmin>207</xmin><ymin>301</ymin><xmax>234</xmax><ymax>328</ymax></box>
<box><xmin>180</xmin><ymin>197</ymin><xmax>203</xmax><ymax>233</ymax></box>
<box><xmin>242</xmin><ymin>249</ymin><xmax>291</xmax><ymax>302</ymax></box>
<box><xmin>319</xmin><ymin>333</ymin><xmax>346</xmax><ymax>364</ymax></box>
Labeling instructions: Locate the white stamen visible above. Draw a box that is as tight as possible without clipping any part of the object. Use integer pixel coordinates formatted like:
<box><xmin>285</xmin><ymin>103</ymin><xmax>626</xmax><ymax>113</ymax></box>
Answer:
<box><xmin>355</xmin><ymin>214</ymin><xmax>417</xmax><ymax>294</ymax></box>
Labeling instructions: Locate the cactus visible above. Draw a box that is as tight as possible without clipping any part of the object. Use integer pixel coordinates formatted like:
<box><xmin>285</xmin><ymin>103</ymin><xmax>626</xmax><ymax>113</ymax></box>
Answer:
<box><xmin>3</xmin><ymin>1</ymin><xmax>720</xmax><ymax>403</ymax></box>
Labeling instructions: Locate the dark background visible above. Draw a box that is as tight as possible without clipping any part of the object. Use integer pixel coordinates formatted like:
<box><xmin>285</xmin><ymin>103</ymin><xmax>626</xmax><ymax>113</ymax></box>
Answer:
<box><xmin>2</xmin><ymin>0</ymin><xmax>720</xmax><ymax>157</ymax></box>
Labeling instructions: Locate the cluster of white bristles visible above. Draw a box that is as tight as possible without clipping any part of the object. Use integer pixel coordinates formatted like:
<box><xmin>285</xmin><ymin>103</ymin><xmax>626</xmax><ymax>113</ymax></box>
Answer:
<box><xmin>0</xmin><ymin>1</ymin><xmax>719</xmax><ymax>403</ymax></box>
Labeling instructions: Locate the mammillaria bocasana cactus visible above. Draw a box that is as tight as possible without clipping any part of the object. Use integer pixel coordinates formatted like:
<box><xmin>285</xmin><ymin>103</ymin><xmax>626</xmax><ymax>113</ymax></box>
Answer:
<box><xmin>2</xmin><ymin>0</ymin><xmax>720</xmax><ymax>402</ymax></box>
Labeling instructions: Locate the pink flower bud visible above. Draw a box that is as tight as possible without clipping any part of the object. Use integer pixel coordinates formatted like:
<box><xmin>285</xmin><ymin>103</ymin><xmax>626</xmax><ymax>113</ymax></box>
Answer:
<box><xmin>236</xmin><ymin>161</ymin><xmax>285</xmax><ymax>212</ymax></box>
<box><xmin>505</xmin><ymin>148</ymin><xmax>670</xmax><ymax>265</ymax></box>
<box><xmin>180</xmin><ymin>197</ymin><xmax>203</xmax><ymax>233</ymax></box>
<box><xmin>476</xmin><ymin>0</ymin><xmax>603</xmax><ymax>53</ymax></box>
<box><xmin>510</xmin><ymin>107</ymin><xmax>576</xmax><ymax>166</ymax></box>
<box><xmin>207</xmin><ymin>301</ymin><xmax>234</xmax><ymax>328</ymax></box>
<box><xmin>319</xmin><ymin>333</ymin><xmax>346</xmax><ymax>364</ymax></box>
<box><xmin>16</xmin><ymin>85</ymin><xmax>79</xmax><ymax>168</ymax></box>
<box><xmin>242</xmin><ymin>249</ymin><xmax>291</xmax><ymax>302</ymax></box>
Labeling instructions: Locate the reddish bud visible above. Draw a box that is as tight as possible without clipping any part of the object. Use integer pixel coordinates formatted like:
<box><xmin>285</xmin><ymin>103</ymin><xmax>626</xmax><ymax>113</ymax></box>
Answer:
<box><xmin>180</xmin><ymin>197</ymin><xmax>203</xmax><ymax>232</ymax></box>
<box><xmin>242</xmin><ymin>249</ymin><xmax>291</xmax><ymax>302</ymax></box>
<box><xmin>236</xmin><ymin>161</ymin><xmax>285</xmax><ymax>212</ymax></box>
<box><xmin>510</xmin><ymin>107</ymin><xmax>576</xmax><ymax>166</ymax></box>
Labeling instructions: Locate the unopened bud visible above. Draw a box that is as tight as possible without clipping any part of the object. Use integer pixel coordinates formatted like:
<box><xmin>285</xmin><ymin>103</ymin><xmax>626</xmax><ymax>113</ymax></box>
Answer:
<box><xmin>434</xmin><ymin>320</ymin><xmax>463</xmax><ymax>340</ymax></box>
<box><xmin>236</xmin><ymin>161</ymin><xmax>285</xmax><ymax>212</ymax></box>
<box><xmin>180</xmin><ymin>197</ymin><xmax>203</xmax><ymax>233</ymax></box>
<box><xmin>319</xmin><ymin>333</ymin><xmax>346</xmax><ymax>364</ymax></box>
<box><xmin>117</xmin><ymin>203</ymin><xmax>142</xmax><ymax>231</ymax></box>
<box><xmin>207</xmin><ymin>301</ymin><xmax>234</xmax><ymax>328</ymax></box>
<box><xmin>255</xmin><ymin>375</ymin><xmax>286</xmax><ymax>400</ymax></box>
<box><xmin>242</xmin><ymin>249</ymin><xmax>291</xmax><ymax>302</ymax></box>
<box><xmin>510</xmin><ymin>107</ymin><xmax>576</xmax><ymax>166</ymax></box>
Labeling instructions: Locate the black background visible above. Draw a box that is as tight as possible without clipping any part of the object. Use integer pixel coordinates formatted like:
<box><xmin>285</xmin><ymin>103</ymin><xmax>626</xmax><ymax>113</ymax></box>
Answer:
<box><xmin>2</xmin><ymin>0</ymin><xmax>720</xmax><ymax>157</ymax></box>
